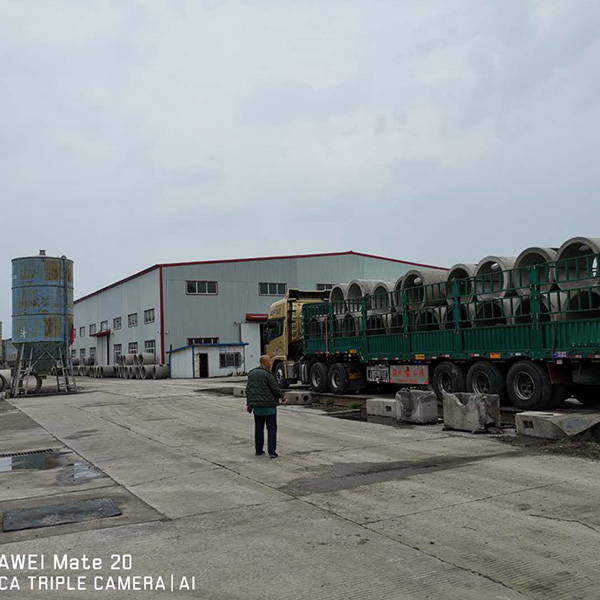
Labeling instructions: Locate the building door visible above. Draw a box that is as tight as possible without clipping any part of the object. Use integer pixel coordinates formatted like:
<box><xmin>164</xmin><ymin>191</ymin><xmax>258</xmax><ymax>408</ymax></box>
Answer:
<box><xmin>241</xmin><ymin>322</ymin><xmax>261</xmax><ymax>371</ymax></box>
<box><xmin>195</xmin><ymin>353</ymin><xmax>209</xmax><ymax>378</ymax></box>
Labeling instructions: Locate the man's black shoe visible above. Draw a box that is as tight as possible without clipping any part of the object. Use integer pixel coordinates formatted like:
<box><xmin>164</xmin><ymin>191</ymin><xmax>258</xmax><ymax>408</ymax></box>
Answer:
<box><xmin>255</xmin><ymin>451</ymin><xmax>265</xmax><ymax>456</ymax></box>
<box><xmin>269</xmin><ymin>452</ymin><xmax>278</xmax><ymax>458</ymax></box>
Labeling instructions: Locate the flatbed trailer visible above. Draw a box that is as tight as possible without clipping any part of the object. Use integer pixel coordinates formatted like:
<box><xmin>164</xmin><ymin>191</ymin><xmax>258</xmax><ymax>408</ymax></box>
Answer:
<box><xmin>299</xmin><ymin>253</ymin><xmax>600</xmax><ymax>410</ymax></box>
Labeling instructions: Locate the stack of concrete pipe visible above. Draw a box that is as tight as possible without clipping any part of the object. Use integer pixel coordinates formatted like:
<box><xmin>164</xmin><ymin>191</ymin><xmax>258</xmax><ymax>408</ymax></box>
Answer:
<box><xmin>115</xmin><ymin>353</ymin><xmax>169</xmax><ymax>380</ymax></box>
<box><xmin>328</xmin><ymin>236</ymin><xmax>600</xmax><ymax>330</ymax></box>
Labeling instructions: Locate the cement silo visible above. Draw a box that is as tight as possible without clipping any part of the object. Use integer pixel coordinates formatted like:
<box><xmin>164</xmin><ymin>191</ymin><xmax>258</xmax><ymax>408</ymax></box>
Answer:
<box><xmin>10</xmin><ymin>250</ymin><xmax>76</xmax><ymax>395</ymax></box>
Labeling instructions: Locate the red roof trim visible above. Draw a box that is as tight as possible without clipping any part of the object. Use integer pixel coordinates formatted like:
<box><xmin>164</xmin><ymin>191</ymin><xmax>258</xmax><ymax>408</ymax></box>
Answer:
<box><xmin>75</xmin><ymin>251</ymin><xmax>447</xmax><ymax>304</ymax></box>
<box><xmin>90</xmin><ymin>330</ymin><xmax>111</xmax><ymax>337</ymax></box>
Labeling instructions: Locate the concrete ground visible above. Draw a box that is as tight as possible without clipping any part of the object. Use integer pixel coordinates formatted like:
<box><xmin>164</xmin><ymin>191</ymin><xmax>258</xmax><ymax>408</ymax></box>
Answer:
<box><xmin>1</xmin><ymin>377</ymin><xmax>599</xmax><ymax>599</ymax></box>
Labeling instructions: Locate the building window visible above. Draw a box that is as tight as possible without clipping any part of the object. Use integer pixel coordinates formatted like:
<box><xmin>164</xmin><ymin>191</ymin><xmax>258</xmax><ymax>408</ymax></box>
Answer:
<box><xmin>187</xmin><ymin>337</ymin><xmax>219</xmax><ymax>345</ymax></box>
<box><xmin>259</xmin><ymin>282</ymin><xmax>287</xmax><ymax>296</ymax></box>
<box><xmin>144</xmin><ymin>340</ymin><xmax>156</xmax><ymax>355</ymax></box>
<box><xmin>79</xmin><ymin>326</ymin><xmax>85</xmax><ymax>337</ymax></box>
<box><xmin>89</xmin><ymin>347</ymin><xmax>96</xmax><ymax>361</ymax></box>
<box><xmin>100</xmin><ymin>320</ymin><xmax>108</xmax><ymax>332</ymax></box>
<box><xmin>186</xmin><ymin>280</ymin><xmax>218</xmax><ymax>295</ymax></box>
<box><xmin>128</xmin><ymin>342</ymin><xmax>138</xmax><ymax>354</ymax></box>
<box><xmin>114</xmin><ymin>344</ymin><xmax>122</xmax><ymax>365</ymax></box>
<box><xmin>80</xmin><ymin>348</ymin><xmax>86</xmax><ymax>359</ymax></box>
<box><xmin>71</xmin><ymin>349</ymin><xmax>76</xmax><ymax>359</ymax></box>
<box><xmin>219</xmin><ymin>352</ymin><xmax>242</xmax><ymax>369</ymax></box>
<box><xmin>128</xmin><ymin>313</ymin><xmax>138</xmax><ymax>328</ymax></box>
<box><xmin>113</xmin><ymin>317</ymin><xmax>121</xmax><ymax>330</ymax></box>
<box><xmin>89</xmin><ymin>323</ymin><xmax>96</xmax><ymax>336</ymax></box>
<box><xmin>144</xmin><ymin>309</ymin><xmax>155</xmax><ymax>324</ymax></box>
<box><xmin>317</xmin><ymin>283</ymin><xmax>334</xmax><ymax>291</ymax></box>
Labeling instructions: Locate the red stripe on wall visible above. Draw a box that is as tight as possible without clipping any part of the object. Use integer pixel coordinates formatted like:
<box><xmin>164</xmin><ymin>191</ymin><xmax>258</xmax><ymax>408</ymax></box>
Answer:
<box><xmin>159</xmin><ymin>266</ymin><xmax>165</xmax><ymax>364</ymax></box>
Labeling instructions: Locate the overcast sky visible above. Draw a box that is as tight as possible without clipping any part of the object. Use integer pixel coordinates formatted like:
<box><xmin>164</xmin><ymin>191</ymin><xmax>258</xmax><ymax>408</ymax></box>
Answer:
<box><xmin>1</xmin><ymin>0</ymin><xmax>600</xmax><ymax>336</ymax></box>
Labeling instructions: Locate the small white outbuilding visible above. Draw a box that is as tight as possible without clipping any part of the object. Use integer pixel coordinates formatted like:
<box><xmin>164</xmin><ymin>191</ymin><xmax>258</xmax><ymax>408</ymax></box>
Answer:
<box><xmin>168</xmin><ymin>343</ymin><xmax>248</xmax><ymax>379</ymax></box>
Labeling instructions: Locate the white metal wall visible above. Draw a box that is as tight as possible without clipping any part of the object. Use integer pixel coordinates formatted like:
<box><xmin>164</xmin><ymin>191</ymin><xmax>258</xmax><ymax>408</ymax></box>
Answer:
<box><xmin>72</xmin><ymin>269</ymin><xmax>161</xmax><ymax>366</ymax></box>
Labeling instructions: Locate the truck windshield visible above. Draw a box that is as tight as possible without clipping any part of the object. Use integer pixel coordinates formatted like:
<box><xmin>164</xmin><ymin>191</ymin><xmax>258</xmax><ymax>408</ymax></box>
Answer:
<box><xmin>264</xmin><ymin>319</ymin><xmax>284</xmax><ymax>343</ymax></box>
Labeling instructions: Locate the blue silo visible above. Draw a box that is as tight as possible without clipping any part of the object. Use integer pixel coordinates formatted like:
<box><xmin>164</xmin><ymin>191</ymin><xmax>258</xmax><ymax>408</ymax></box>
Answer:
<box><xmin>12</xmin><ymin>251</ymin><xmax>74</xmax><ymax>376</ymax></box>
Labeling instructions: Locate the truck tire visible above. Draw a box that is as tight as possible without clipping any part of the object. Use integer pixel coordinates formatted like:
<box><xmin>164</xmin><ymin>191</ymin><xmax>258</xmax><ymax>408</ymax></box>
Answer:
<box><xmin>328</xmin><ymin>363</ymin><xmax>349</xmax><ymax>395</ymax></box>
<box><xmin>273</xmin><ymin>362</ymin><xmax>289</xmax><ymax>390</ymax></box>
<box><xmin>309</xmin><ymin>363</ymin><xmax>330</xmax><ymax>393</ymax></box>
<box><xmin>432</xmin><ymin>361</ymin><xmax>466</xmax><ymax>399</ymax></box>
<box><xmin>466</xmin><ymin>361</ymin><xmax>506</xmax><ymax>400</ymax></box>
<box><xmin>571</xmin><ymin>384</ymin><xmax>600</xmax><ymax>406</ymax></box>
<box><xmin>507</xmin><ymin>361</ymin><xmax>552</xmax><ymax>410</ymax></box>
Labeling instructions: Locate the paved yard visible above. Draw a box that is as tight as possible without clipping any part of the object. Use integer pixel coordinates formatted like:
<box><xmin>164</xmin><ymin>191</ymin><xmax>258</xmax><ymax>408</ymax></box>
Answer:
<box><xmin>0</xmin><ymin>377</ymin><xmax>599</xmax><ymax>599</ymax></box>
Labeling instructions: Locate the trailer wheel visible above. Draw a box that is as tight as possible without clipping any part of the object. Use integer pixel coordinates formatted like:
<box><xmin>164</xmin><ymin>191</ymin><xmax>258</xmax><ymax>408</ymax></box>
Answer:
<box><xmin>273</xmin><ymin>362</ymin><xmax>289</xmax><ymax>390</ymax></box>
<box><xmin>328</xmin><ymin>363</ymin><xmax>349</xmax><ymax>395</ymax></box>
<box><xmin>309</xmin><ymin>363</ymin><xmax>330</xmax><ymax>393</ymax></box>
<box><xmin>432</xmin><ymin>361</ymin><xmax>466</xmax><ymax>399</ymax></box>
<box><xmin>466</xmin><ymin>361</ymin><xmax>506</xmax><ymax>401</ymax></box>
<box><xmin>507</xmin><ymin>361</ymin><xmax>552</xmax><ymax>410</ymax></box>
<box><xmin>571</xmin><ymin>384</ymin><xmax>600</xmax><ymax>406</ymax></box>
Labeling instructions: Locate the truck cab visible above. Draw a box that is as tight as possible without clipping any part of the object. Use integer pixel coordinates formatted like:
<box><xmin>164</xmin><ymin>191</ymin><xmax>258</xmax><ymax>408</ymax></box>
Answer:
<box><xmin>264</xmin><ymin>289</ymin><xmax>329</xmax><ymax>387</ymax></box>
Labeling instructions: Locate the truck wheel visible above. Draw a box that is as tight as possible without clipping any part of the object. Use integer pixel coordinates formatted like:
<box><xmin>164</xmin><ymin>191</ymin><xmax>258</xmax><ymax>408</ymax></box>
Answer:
<box><xmin>571</xmin><ymin>384</ymin><xmax>600</xmax><ymax>406</ymax></box>
<box><xmin>507</xmin><ymin>361</ymin><xmax>552</xmax><ymax>410</ymax></box>
<box><xmin>274</xmin><ymin>362</ymin><xmax>289</xmax><ymax>390</ymax></box>
<box><xmin>432</xmin><ymin>361</ymin><xmax>466</xmax><ymax>399</ymax></box>
<box><xmin>466</xmin><ymin>361</ymin><xmax>506</xmax><ymax>401</ymax></box>
<box><xmin>309</xmin><ymin>363</ymin><xmax>330</xmax><ymax>393</ymax></box>
<box><xmin>328</xmin><ymin>363</ymin><xmax>349</xmax><ymax>395</ymax></box>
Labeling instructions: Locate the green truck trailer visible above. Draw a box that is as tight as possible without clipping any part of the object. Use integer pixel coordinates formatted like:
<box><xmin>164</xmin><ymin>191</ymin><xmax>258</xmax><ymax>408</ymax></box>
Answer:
<box><xmin>270</xmin><ymin>251</ymin><xmax>600</xmax><ymax>410</ymax></box>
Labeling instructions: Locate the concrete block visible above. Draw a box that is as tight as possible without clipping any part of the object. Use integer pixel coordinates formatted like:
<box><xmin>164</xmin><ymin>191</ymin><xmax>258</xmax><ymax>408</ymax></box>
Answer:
<box><xmin>366</xmin><ymin>398</ymin><xmax>397</xmax><ymax>418</ymax></box>
<box><xmin>396</xmin><ymin>389</ymin><xmax>438</xmax><ymax>424</ymax></box>
<box><xmin>284</xmin><ymin>391</ymin><xmax>314</xmax><ymax>406</ymax></box>
<box><xmin>516</xmin><ymin>411</ymin><xmax>600</xmax><ymax>440</ymax></box>
<box><xmin>232</xmin><ymin>386</ymin><xmax>246</xmax><ymax>397</ymax></box>
<box><xmin>442</xmin><ymin>393</ymin><xmax>500</xmax><ymax>433</ymax></box>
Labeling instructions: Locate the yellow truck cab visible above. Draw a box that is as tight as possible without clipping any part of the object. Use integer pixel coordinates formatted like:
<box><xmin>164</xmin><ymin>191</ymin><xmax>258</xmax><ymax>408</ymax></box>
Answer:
<box><xmin>264</xmin><ymin>289</ymin><xmax>329</xmax><ymax>387</ymax></box>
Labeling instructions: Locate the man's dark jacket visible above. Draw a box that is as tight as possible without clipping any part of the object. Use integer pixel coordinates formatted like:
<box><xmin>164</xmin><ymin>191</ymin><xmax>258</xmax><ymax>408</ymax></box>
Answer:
<box><xmin>246</xmin><ymin>366</ymin><xmax>284</xmax><ymax>408</ymax></box>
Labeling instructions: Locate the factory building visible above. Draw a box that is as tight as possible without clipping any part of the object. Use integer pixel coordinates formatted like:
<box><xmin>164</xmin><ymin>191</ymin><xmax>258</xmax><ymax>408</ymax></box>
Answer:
<box><xmin>72</xmin><ymin>251</ymin><xmax>444</xmax><ymax>376</ymax></box>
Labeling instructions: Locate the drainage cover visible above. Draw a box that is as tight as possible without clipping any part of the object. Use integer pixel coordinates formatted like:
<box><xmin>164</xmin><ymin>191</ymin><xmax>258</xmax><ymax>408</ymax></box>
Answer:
<box><xmin>0</xmin><ymin>449</ymin><xmax>54</xmax><ymax>458</ymax></box>
<box><xmin>3</xmin><ymin>498</ymin><xmax>121</xmax><ymax>532</ymax></box>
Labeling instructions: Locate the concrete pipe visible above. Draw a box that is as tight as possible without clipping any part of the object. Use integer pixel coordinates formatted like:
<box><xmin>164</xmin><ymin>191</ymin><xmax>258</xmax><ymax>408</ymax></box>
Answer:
<box><xmin>556</xmin><ymin>237</ymin><xmax>600</xmax><ymax>291</ymax></box>
<box><xmin>370</xmin><ymin>281</ymin><xmax>394</xmax><ymax>312</ymax></box>
<box><xmin>100</xmin><ymin>366</ymin><xmax>115</xmax><ymax>378</ymax></box>
<box><xmin>509</xmin><ymin>294</ymin><xmax>567</xmax><ymax>324</ymax></box>
<box><xmin>84</xmin><ymin>366</ymin><xmax>90</xmax><ymax>377</ymax></box>
<box><xmin>474</xmin><ymin>256</ymin><xmax>517</xmax><ymax>300</ymax></box>
<box><xmin>141</xmin><ymin>365</ymin><xmax>154</xmax><ymax>379</ymax></box>
<box><xmin>0</xmin><ymin>370</ymin><xmax>12</xmax><ymax>387</ymax></box>
<box><xmin>414</xmin><ymin>308</ymin><xmax>444</xmax><ymax>332</ymax></box>
<box><xmin>153</xmin><ymin>365</ymin><xmax>169</xmax><ymax>379</ymax></box>
<box><xmin>137</xmin><ymin>353</ymin><xmax>156</xmax><ymax>366</ymax></box>
<box><xmin>126</xmin><ymin>366</ymin><xmax>134</xmax><ymax>379</ymax></box>
<box><xmin>474</xmin><ymin>299</ymin><xmax>511</xmax><ymax>327</ymax></box>
<box><xmin>442</xmin><ymin>304</ymin><xmax>474</xmax><ymax>329</ymax></box>
<box><xmin>0</xmin><ymin>373</ymin><xmax>7</xmax><ymax>393</ymax></box>
<box><xmin>329</xmin><ymin>284</ymin><xmax>349</xmax><ymax>305</ymax></box>
<box><xmin>72</xmin><ymin>357</ymin><xmax>80</xmax><ymax>366</ymax></box>
<box><xmin>123</xmin><ymin>354</ymin><xmax>135</xmax><ymax>366</ymax></box>
<box><xmin>134</xmin><ymin>366</ymin><xmax>142</xmax><ymax>379</ymax></box>
<box><xmin>445</xmin><ymin>264</ymin><xmax>477</xmax><ymax>304</ymax></box>
<box><xmin>346</xmin><ymin>279</ymin><xmax>379</xmax><ymax>313</ymax></box>
<box><xmin>401</xmin><ymin>269</ymin><xmax>448</xmax><ymax>309</ymax></box>
<box><xmin>564</xmin><ymin>289</ymin><xmax>600</xmax><ymax>321</ymax></box>
<box><xmin>392</xmin><ymin>276</ymin><xmax>405</xmax><ymax>309</ymax></box>
<box><xmin>366</xmin><ymin>314</ymin><xmax>388</xmax><ymax>335</ymax></box>
<box><xmin>513</xmin><ymin>247</ymin><xmax>558</xmax><ymax>295</ymax></box>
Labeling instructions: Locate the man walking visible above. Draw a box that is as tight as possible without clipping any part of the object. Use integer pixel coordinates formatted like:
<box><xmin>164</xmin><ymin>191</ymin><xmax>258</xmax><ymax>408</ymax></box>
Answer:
<box><xmin>246</xmin><ymin>355</ymin><xmax>286</xmax><ymax>458</ymax></box>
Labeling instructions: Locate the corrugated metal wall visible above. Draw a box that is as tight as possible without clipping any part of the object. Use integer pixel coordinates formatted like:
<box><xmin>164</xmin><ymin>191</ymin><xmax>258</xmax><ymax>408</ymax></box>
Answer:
<box><xmin>162</xmin><ymin>254</ymin><xmax>415</xmax><ymax>353</ymax></box>
<box><xmin>72</xmin><ymin>269</ymin><xmax>160</xmax><ymax>365</ymax></box>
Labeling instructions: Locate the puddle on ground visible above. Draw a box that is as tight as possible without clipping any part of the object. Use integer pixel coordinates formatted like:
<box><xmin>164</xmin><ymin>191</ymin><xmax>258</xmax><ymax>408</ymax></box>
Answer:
<box><xmin>0</xmin><ymin>452</ymin><xmax>106</xmax><ymax>485</ymax></box>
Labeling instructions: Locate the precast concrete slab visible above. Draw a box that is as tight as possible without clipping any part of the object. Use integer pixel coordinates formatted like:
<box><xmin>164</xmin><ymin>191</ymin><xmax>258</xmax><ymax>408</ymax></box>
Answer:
<box><xmin>232</xmin><ymin>385</ymin><xmax>246</xmax><ymax>397</ymax></box>
<box><xmin>366</xmin><ymin>398</ymin><xmax>397</xmax><ymax>418</ymax></box>
<box><xmin>284</xmin><ymin>390</ymin><xmax>314</xmax><ymax>405</ymax></box>
<box><xmin>396</xmin><ymin>389</ymin><xmax>438</xmax><ymax>424</ymax></box>
<box><xmin>443</xmin><ymin>392</ymin><xmax>501</xmax><ymax>432</ymax></box>
<box><xmin>516</xmin><ymin>411</ymin><xmax>600</xmax><ymax>440</ymax></box>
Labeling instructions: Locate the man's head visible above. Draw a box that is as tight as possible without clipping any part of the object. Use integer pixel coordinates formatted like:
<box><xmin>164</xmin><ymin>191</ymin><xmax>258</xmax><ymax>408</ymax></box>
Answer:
<box><xmin>260</xmin><ymin>355</ymin><xmax>273</xmax><ymax>370</ymax></box>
